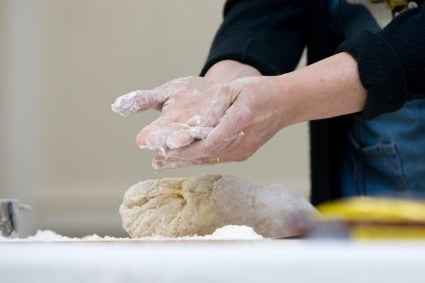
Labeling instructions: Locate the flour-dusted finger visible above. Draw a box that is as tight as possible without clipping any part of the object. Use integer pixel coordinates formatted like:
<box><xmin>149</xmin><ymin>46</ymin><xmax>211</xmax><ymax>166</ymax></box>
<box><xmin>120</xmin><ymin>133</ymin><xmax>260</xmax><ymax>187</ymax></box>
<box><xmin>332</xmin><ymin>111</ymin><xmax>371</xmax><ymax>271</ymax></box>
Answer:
<box><xmin>165</xmin><ymin>130</ymin><xmax>194</xmax><ymax>150</ymax></box>
<box><xmin>161</xmin><ymin>115</ymin><xmax>244</xmax><ymax>162</ymax></box>
<box><xmin>111</xmin><ymin>88</ymin><xmax>167</xmax><ymax>116</ymax></box>
<box><xmin>188</xmin><ymin>126</ymin><xmax>214</xmax><ymax>140</ymax></box>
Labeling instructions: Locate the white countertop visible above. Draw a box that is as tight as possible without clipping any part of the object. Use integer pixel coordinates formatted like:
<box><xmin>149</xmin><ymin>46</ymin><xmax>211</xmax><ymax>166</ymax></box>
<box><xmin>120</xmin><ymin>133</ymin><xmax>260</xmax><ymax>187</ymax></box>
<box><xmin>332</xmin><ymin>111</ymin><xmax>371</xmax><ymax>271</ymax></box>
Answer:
<box><xmin>1</xmin><ymin>240</ymin><xmax>425</xmax><ymax>283</ymax></box>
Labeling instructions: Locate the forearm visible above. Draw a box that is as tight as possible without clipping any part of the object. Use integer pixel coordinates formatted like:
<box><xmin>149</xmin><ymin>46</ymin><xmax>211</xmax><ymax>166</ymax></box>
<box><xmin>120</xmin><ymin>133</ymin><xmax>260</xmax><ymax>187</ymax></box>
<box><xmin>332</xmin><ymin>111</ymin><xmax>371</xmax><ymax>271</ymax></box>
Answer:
<box><xmin>112</xmin><ymin>52</ymin><xmax>367</xmax><ymax>168</ymax></box>
<box><xmin>274</xmin><ymin>52</ymin><xmax>367</xmax><ymax>127</ymax></box>
<box><xmin>205</xmin><ymin>53</ymin><xmax>367</xmax><ymax>129</ymax></box>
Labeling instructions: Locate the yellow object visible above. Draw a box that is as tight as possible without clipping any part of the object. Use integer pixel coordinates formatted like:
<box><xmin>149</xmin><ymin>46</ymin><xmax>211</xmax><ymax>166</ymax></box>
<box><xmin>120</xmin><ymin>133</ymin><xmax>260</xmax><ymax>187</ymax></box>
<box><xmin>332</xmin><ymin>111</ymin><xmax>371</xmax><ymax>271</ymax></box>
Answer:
<box><xmin>317</xmin><ymin>197</ymin><xmax>425</xmax><ymax>222</ymax></box>
<box><xmin>316</xmin><ymin>197</ymin><xmax>425</xmax><ymax>239</ymax></box>
<box><xmin>353</xmin><ymin>226</ymin><xmax>425</xmax><ymax>240</ymax></box>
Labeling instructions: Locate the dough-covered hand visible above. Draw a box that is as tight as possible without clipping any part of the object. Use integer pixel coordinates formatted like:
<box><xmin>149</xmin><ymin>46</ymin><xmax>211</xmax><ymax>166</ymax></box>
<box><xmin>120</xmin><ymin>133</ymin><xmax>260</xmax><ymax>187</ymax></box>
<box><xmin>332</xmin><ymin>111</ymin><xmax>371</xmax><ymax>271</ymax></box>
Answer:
<box><xmin>154</xmin><ymin>76</ymin><xmax>292</xmax><ymax>168</ymax></box>
<box><xmin>112</xmin><ymin>76</ymin><xmax>238</xmax><ymax>152</ymax></box>
<box><xmin>119</xmin><ymin>174</ymin><xmax>318</xmax><ymax>238</ymax></box>
<box><xmin>112</xmin><ymin>75</ymin><xmax>291</xmax><ymax>169</ymax></box>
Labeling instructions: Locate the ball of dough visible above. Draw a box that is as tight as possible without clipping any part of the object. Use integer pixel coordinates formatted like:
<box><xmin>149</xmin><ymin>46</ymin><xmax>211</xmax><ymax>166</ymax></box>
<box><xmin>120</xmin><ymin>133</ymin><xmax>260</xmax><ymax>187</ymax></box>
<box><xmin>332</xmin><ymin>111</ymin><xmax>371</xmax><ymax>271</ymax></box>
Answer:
<box><xmin>120</xmin><ymin>174</ymin><xmax>318</xmax><ymax>238</ymax></box>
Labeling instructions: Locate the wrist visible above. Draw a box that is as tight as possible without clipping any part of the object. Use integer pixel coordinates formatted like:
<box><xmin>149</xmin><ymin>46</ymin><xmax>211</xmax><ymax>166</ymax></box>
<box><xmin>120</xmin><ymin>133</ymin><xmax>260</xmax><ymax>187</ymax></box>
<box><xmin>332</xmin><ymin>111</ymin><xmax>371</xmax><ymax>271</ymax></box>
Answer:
<box><xmin>275</xmin><ymin>53</ymin><xmax>367</xmax><ymax>124</ymax></box>
<box><xmin>271</xmin><ymin>74</ymin><xmax>303</xmax><ymax>128</ymax></box>
<box><xmin>204</xmin><ymin>60</ymin><xmax>261</xmax><ymax>83</ymax></box>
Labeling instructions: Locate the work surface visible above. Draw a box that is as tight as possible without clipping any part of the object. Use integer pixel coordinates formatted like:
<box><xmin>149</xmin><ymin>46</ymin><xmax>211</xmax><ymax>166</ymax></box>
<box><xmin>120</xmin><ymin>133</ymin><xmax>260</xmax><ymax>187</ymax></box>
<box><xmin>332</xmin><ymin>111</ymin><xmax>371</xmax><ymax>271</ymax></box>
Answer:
<box><xmin>1</xmin><ymin>240</ymin><xmax>425</xmax><ymax>283</ymax></box>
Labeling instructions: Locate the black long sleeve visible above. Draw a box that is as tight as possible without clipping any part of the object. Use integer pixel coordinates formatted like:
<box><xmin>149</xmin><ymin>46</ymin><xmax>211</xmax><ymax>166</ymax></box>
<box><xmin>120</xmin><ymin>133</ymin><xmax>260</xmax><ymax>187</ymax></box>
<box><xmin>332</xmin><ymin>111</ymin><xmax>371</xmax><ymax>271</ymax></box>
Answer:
<box><xmin>204</xmin><ymin>1</ymin><xmax>425</xmax><ymax>118</ymax></box>
<box><xmin>337</xmin><ymin>5</ymin><xmax>425</xmax><ymax>120</ymax></box>
<box><xmin>201</xmin><ymin>0</ymin><xmax>306</xmax><ymax>76</ymax></box>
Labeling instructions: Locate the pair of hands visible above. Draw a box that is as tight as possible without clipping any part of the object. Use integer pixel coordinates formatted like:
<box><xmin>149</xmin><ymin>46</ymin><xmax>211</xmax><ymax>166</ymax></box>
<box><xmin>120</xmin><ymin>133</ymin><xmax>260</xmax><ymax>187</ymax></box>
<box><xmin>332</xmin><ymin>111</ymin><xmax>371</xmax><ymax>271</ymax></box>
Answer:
<box><xmin>111</xmin><ymin>53</ymin><xmax>366</xmax><ymax>169</ymax></box>
<box><xmin>112</xmin><ymin>74</ymin><xmax>292</xmax><ymax>169</ymax></box>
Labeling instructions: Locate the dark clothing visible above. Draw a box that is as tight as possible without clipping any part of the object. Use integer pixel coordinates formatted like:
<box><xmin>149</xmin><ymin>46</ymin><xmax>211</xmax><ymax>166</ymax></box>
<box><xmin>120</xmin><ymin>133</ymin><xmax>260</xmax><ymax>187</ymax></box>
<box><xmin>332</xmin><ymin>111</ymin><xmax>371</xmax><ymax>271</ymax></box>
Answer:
<box><xmin>201</xmin><ymin>0</ymin><xmax>425</xmax><ymax>205</ymax></box>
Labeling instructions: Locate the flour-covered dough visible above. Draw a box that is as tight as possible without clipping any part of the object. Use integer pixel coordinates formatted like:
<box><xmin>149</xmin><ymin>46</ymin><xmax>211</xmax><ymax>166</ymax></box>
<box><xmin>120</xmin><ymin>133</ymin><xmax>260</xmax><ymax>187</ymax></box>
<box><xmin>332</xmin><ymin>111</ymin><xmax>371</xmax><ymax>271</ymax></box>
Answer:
<box><xmin>120</xmin><ymin>174</ymin><xmax>317</xmax><ymax>238</ymax></box>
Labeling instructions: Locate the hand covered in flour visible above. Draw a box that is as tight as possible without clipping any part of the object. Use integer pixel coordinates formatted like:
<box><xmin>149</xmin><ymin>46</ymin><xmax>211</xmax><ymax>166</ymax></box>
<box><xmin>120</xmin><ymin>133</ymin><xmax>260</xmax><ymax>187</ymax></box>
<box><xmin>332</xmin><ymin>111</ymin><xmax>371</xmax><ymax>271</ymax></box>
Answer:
<box><xmin>112</xmin><ymin>74</ymin><xmax>293</xmax><ymax>169</ymax></box>
<box><xmin>112</xmin><ymin>54</ymin><xmax>367</xmax><ymax>169</ymax></box>
<box><xmin>112</xmin><ymin>76</ymin><xmax>240</xmax><ymax>151</ymax></box>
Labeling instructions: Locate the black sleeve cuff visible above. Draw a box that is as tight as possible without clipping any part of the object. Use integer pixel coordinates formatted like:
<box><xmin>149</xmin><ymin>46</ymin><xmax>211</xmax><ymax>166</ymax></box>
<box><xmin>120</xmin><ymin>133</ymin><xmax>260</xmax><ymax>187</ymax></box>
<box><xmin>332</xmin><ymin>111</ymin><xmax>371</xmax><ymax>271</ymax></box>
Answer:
<box><xmin>200</xmin><ymin>44</ymin><xmax>283</xmax><ymax>77</ymax></box>
<box><xmin>336</xmin><ymin>31</ymin><xmax>407</xmax><ymax>120</ymax></box>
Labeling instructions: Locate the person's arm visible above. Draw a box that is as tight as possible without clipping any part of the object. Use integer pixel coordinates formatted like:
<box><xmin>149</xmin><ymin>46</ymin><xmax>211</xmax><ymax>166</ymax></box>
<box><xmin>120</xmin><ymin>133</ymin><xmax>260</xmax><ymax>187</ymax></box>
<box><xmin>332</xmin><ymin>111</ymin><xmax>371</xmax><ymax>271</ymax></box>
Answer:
<box><xmin>336</xmin><ymin>4</ymin><xmax>425</xmax><ymax>119</ymax></box>
<box><xmin>112</xmin><ymin>52</ymin><xmax>365</xmax><ymax>169</ymax></box>
<box><xmin>150</xmin><ymin>52</ymin><xmax>365</xmax><ymax>169</ymax></box>
<box><xmin>111</xmin><ymin>2</ymin><xmax>425</xmax><ymax>169</ymax></box>
<box><xmin>277</xmin><ymin>52</ymin><xmax>366</xmax><ymax>125</ymax></box>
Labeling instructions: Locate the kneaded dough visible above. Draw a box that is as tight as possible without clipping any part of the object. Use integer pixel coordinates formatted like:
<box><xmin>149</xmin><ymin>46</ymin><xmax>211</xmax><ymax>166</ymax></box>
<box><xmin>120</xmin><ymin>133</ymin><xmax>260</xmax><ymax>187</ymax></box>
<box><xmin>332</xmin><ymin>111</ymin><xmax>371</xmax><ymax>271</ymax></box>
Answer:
<box><xmin>120</xmin><ymin>174</ymin><xmax>318</xmax><ymax>238</ymax></box>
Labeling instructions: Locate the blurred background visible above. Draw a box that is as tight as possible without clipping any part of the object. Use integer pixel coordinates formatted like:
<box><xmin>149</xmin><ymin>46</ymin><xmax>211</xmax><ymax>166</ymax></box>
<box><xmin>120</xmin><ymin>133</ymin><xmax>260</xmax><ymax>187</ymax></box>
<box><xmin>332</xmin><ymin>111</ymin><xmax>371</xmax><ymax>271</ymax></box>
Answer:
<box><xmin>0</xmin><ymin>0</ymin><xmax>309</xmax><ymax>237</ymax></box>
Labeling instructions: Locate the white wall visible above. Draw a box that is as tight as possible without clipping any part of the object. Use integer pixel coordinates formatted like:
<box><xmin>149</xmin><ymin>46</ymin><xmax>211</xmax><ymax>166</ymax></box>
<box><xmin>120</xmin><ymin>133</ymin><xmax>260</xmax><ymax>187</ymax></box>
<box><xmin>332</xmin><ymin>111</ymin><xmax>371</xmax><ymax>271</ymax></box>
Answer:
<box><xmin>0</xmin><ymin>0</ymin><xmax>309</xmax><ymax>237</ymax></box>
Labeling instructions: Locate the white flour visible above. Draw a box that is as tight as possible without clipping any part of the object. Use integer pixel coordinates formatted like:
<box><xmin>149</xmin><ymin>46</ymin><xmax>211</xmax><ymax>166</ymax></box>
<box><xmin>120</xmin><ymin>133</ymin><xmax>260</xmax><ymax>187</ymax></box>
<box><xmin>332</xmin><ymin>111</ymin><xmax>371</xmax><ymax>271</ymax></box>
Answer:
<box><xmin>0</xmin><ymin>225</ymin><xmax>263</xmax><ymax>242</ymax></box>
<box><xmin>111</xmin><ymin>90</ymin><xmax>141</xmax><ymax>117</ymax></box>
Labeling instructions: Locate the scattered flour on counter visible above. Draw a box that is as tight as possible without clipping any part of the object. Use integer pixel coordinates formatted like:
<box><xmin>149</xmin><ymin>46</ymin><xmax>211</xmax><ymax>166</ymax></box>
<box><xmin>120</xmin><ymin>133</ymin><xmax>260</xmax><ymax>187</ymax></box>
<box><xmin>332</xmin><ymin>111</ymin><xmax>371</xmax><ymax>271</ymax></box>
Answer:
<box><xmin>0</xmin><ymin>225</ymin><xmax>263</xmax><ymax>242</ymax></box>
<box><xmin>193</xmin><ymin>225</ymin><xmax>264</xmax><ymax>240</ymax></box>
<box><xmin>0</xmin><ymin>230</ymin><xmax>130</xmax><ymax>242</ymax></box>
